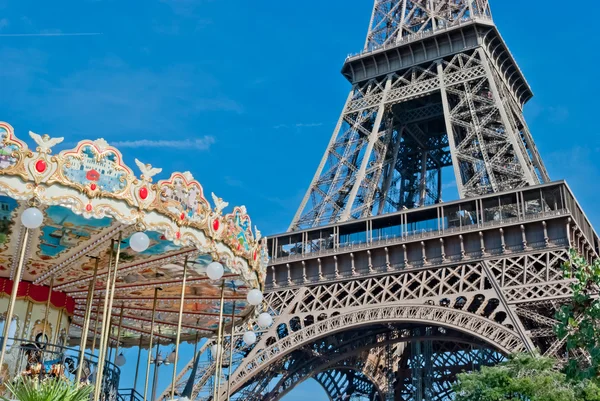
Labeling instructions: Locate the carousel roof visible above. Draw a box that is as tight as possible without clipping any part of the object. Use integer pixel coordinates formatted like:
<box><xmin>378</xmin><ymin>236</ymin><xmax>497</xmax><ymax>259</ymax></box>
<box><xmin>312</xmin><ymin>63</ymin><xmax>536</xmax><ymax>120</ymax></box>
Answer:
<box><xmin>0</xmin><ymin>122</ymin><xmax>268</xmax><ymax>346</ymax></box>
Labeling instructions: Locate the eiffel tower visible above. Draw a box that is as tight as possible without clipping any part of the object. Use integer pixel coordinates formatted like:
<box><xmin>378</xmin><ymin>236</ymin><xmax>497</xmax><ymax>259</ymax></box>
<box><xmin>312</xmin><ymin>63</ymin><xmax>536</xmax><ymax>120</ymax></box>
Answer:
<box><xmin>289</xmin><ymin>0</ymin><xmax>549</xmax><ymax>231</ymax></box>
<box><xmin>159</xmin><ymin>1</ymin><xmax>598</xmax><ymax>400</ymax></box>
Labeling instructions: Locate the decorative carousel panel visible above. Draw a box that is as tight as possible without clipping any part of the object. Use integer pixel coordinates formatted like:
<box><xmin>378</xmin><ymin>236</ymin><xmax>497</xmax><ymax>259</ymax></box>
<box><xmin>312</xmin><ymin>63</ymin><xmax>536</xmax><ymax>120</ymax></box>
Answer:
<box><xmin>0</xmin><ymin>196</ymin><xmax>19</xmax><ymax>254</ymax></box>
<box><xmin>21</xmin><ymin>202</ymin><xmax>128</xmax><ymax>283</ymax></box>
<box><xmin>153</xmin><ymin>172</ymin><xmax>211</xmax><ymax>228</ymax></box>
<box><xmin>224</xmin><ymin>207</ymin><xmax>255</xmax><ymax>256</ymax></box>
<box><xmin>38</xmin><ymin>205</ymin><xmax>112</xmax><ymax>260</ymax></box>
<box><xmin>55</xmin><ymin>139</ymin><xmax>135</xmax><ymax>201</ymax></box>
<box><xmin>0</xmin><ymin>122</ymin><xmax>267</xmax><ymax>348</ymax></box>
<box><xmin>0</xmin><ymin>122</ymin><xmax>28</xmax><ymax>177</ymax></box>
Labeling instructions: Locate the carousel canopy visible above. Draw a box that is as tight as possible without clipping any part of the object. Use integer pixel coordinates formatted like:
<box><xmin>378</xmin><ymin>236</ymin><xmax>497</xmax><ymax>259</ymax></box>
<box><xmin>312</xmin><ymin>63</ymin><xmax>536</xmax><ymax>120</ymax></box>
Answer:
<box><xmin>0</xmin><ymin>122</ymin><xmax>268</xmax><ymax>347</ymax></box>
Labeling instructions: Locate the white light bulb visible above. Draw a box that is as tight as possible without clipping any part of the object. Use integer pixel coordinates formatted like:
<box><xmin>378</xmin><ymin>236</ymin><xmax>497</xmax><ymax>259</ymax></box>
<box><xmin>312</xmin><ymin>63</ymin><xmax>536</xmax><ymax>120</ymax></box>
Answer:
<box><xmin>246</xmin><ymin>289</ymin><xmax>263</xmax><ymax>306</ymax></box>
<box><xmin>130</xmin><ymin>231</ymin><xmax>150</xmax><ymax>253</ymax></box>
<box><xmin>206</xmin><ymin>262</ymin><xmax>224</xmax><ymax>280</ymax></box>
<box><xmin>243</xmin><ymin>331</ymin><xmax>257</xmax><ymax>345</ymax></box>
<box><xmin>115</xmin><ymin>353</ymin><xmax>126</xmax><ymax>367</ymax></box>
<box><xmin>210</xmin><ymin>344</ymin><xmax>222</xmax><ymax>358</ymax></box>
<box><xmin>21</xmin><ymin>207</ymin><xmax>43</xmax><ymax>229</ymax></box>
<box><xmin>258</xmin><ymin>313</ymin><xmax>273</xmax><ymax>328</ymax></box>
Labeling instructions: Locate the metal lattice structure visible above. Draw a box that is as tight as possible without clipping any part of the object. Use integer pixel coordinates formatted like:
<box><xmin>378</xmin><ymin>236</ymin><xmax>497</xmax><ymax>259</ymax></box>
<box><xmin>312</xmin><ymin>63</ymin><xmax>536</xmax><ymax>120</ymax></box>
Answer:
<box><xmin>289</xmin><ymin>0</ymin><xmax>549</xmax><ymax>231</ymax></box>
<box><xmin>158</xmin><ymin>1</ymin><xmax>600</xmax><ymax>400</ymax></box>
<box><xmin>162</xmin><ymin>186</ymin><xmax>598</xmax><ymax>400</ymax></box>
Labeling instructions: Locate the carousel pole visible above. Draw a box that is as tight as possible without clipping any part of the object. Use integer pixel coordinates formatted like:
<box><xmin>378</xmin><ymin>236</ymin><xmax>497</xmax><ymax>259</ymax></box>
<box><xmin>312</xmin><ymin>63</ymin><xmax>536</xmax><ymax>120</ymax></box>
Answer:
<box><xmin>133</xmin><ymin>335</ymin><xmax>143</xmax><ymax>391</ymax></box>
<box><xmin>94</xmin><ymin>239</ymin><xmax>115</xmax><ymax>357</ymax></box>
<box><xmin>93</xmin><ymin>236</ymin><xmax>120</xmax><ymax>401</ymax></box>
<box><xmin>90</xmin><ymin>296</ymin><xmax>101</xmax><ymax>355</ymax></box>
<box><xmin>170</xmin><ymin>256</ymin><xmax>188</xmax><ymax>399</ymax></box>
<box><xmin>100</xmin><ymin>235</ymin><xmax>123</xmax><ymax>349</ymax></box>
<box><xmin>0</xmin><ymin>204</ymin><xmax>44</xmax><ymax>374</ymax></box>
<box><xmin>212</xmin><ymin>281</ymin><xmax>226</xmax><ymax>401</ymax></box>
<box><xmin>143</xmin><ymin>287</ymin><xmax>160</xmax><ymax>401</ymax></box>
<box><xmin>41</xmin><ymin>275</ymin><xmax>54</xmax><ymax>344</ymax></box>
<box><xmin>226</xmin><ymin>301</ymin><xmax>236</xmax><ymax>401</ymax></box>
<box><xmin>113</xmin><ymin>304</ymin><xmax>125</xmax><ymax>362</ymax></box>
<box><xmin>108</xmin><ymin>327</ymin><xmax>115</xmax><ymax>362</ymax></box>
<box><xmin>76</xmin><ymin>256</ymin><xmax>100</xmax><ymax>383</ymax></box>
<box><xmin>52</xmin><ymin>308</ymin><xmax>63</xmax><ymax>346</ymax></box>
<box><xmin>150</xmin><ymin>342</ymin><xmax>160</xmax><ymax>401</ymax></box>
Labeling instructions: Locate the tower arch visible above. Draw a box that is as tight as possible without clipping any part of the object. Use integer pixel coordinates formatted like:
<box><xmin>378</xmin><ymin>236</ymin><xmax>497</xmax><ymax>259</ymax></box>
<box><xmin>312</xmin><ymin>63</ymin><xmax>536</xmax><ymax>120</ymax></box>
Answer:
<box><xmin>227</xmin><ymin>303</ymin><xmax>525</xmax><ymax>396</ymax></box>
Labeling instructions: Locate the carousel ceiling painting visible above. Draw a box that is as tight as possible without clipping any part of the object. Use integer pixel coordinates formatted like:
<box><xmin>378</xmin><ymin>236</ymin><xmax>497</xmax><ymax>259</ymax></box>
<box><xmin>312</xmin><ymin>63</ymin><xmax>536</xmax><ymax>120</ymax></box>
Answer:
<box><xmin>0</xmin><ymin>121</ymin><xmax>268</xmax><ymax>346</ymax></box>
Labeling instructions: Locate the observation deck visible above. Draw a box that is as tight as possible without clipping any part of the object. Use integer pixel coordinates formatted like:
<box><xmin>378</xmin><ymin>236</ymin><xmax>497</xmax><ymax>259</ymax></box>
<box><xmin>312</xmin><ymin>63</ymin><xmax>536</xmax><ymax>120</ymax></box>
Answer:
<box><xmin>266</xmin><ymin>181</ymin><xmax>599</xmax><ymax>291</ymax></box>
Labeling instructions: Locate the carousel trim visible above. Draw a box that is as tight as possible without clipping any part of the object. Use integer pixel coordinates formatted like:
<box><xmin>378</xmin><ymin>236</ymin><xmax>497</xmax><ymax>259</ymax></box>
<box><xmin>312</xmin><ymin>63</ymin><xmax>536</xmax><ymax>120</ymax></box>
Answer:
<box><xmin>0</xmin><ymin>278</ymin><xmax>75</xmax><ymax>315</ymax></box>
<box><xmin>0</xmin><ymin>121</ymin><xmax>268</xmax><ymax>291</ymax></box>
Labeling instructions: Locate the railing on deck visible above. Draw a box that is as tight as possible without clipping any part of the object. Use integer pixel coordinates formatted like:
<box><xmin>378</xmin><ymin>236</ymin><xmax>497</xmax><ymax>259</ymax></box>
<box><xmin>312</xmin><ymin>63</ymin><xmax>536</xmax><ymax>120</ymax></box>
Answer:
<box><xmin>265</xmin><ymin>238</ymin><xmax>570</xmax><ymax>290</ymax></box>
<box><xmin>272</xmin><ymin>209</ymin><xmax>569</xmax><ymax>266</ymax></box>
<box><xmin>347</xmin><ymin>15</ymin><xmax>493</xmax><ymax>60</ymax></box>
<box><xmin>269</xmin><ymin>182</ymin><xmax>599</xmax><ymax>267</ymax></box>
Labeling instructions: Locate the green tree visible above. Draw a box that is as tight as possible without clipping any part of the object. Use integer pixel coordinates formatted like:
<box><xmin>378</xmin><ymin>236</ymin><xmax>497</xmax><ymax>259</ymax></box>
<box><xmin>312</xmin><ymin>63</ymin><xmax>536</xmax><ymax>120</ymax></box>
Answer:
<box><xmin>555</xmin><ymin>250</ymin><xmax>600</xmax><ymax>381</ymax></box>
<box><xmin>453</xmin><ymin>354</ymin><xmax>600</xmax><ymax>401</ymax></box>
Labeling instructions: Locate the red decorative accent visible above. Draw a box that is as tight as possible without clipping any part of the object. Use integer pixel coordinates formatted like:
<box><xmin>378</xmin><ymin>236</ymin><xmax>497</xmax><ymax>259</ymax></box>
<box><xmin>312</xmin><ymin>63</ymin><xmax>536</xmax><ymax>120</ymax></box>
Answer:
<box><xmin>35</xmin><ymin>159</ymin><xmax>46</xmax><ymax>173</ymax></box>
<box><xmin>90</xmin><ymin>183</ymin><xmax>97</xmax><ymax>191</ymax></box>
<box><xmin>86</xmin><ymin>169</ymin><xmax>100</xmax><ymax>181</ymax></box>
<box><xmin>253</xmin><ymin>250</ymin><xmax>257</xmax><ymax>261</ymax></box>
<box><xmin>176</xmin><ymin>231</ymin><xmax>181</xmax><ymax>239</ymax></box>
<box><xmin>237</xmin><ymin>243</ymin><xmax>242</xmax><ymax>251</ymax></box>
<box><xmin>0</xmin><ymin>278</ymin><xmax>75</xmax><ymax>316</ymax></box>
<box><xmin>85</xmin><ymin>204</ymin><xmax>92</xmax><ymax>212</ymax></box>
<box><xmin>139</xmin><ymin>187</ymin><xmax>148</xmax><ymax>200</ymax></box>
<box><xmin>212</xmin><ymin>219</ymin><xmax>219</xmax><ymax>231</ymax></box>
<box><xmin>180</xmin><ymin>212</ymin><xmax>185</xmax><ymax>221</ymax></box>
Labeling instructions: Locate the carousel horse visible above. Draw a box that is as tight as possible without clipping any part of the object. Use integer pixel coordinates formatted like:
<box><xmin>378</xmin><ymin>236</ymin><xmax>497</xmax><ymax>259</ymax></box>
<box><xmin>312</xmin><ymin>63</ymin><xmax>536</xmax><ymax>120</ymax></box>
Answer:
<box><xmin>20</xmin><ymin>343</ymin><xmax>44</xmax><ymax>378</ymax></box>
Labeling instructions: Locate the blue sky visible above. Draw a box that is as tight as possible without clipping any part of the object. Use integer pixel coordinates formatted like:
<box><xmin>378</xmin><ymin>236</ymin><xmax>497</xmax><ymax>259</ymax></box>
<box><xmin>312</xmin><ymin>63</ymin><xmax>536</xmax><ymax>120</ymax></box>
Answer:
<box><xmin>1</xmin><ymin>0</ymin><xmax>600</xmax><ymax>399</ymax></box>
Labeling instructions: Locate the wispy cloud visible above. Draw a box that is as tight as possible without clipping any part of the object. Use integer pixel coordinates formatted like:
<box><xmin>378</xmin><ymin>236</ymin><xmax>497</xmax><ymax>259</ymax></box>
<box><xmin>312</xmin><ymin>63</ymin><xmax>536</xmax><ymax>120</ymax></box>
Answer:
<box><xmin>224</xmin><ymin>176</ymin><xmax>244</xmax><ymax>188</ymax></box>
<box><xmin>295</xmin><ymin>123</ymin><xmax>322</xmax><ymax>128</ymax></box>
<box><xmin>112</xmin><ymin>136</ymin><xmax>215</xmax><ymax>150</ymax></box>
<box><xmin>273</xmin><ymin>122</ymin><xmax>323</xmax><ymax>129</ymax></box>
<box><xmin>0</xmin><ymin>32</ymin><xmax>102</xmax><ymax>37</ymax></box>
<box><xmin>160</xmin><ymin>0</ymin><xmax>213</xmax><ymax>18</ymax></box>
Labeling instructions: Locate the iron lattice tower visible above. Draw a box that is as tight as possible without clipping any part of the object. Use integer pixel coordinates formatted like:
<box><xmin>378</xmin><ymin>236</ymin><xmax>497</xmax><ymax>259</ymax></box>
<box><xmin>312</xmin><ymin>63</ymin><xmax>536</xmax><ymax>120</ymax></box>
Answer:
<box><xmin>290</xmin><ymin>0</ymin><xmax>549</xmax><ymax>231</ymax></box>
<box><xmin>157</xmin><ymin>2</ymin><xmax>599</xmax><ymax>401</ymax></box>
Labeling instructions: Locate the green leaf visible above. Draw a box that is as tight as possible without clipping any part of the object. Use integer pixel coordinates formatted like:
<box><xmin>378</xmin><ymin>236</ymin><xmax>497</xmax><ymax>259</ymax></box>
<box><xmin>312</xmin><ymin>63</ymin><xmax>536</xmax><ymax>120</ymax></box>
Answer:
<box><xmin>3</xmin><ymin>377</ymin><xmax>93</xmax><ymax>401</ymax></box>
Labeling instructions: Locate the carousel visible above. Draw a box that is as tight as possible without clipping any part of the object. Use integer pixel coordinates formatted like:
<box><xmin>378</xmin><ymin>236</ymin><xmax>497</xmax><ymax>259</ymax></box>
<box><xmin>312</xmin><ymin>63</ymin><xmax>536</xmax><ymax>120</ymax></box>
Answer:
<box><xmin>0</xmin><ymin>122</ymin><xmax>270</xmax><ymax>401</ymax></box>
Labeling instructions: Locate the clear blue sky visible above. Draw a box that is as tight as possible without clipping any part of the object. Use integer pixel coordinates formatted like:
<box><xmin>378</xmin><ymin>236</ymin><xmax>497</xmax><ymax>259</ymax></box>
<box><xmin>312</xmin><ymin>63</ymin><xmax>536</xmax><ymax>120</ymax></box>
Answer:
<box><xmin>1</xmin><ymin>0</ymin><xmax>600</xmax><ymax>399</ymax></box>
